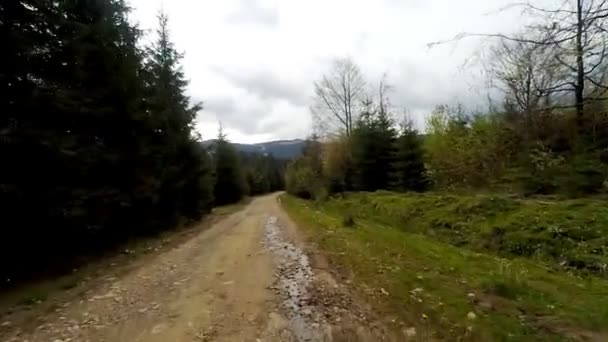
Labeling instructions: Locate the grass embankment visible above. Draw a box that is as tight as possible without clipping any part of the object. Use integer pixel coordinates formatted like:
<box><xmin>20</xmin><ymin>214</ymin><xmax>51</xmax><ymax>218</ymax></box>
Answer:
<box><xmin>282</xmin><ymin>193</ymin><xmax>608</xmax><ymax>341</ymax></box>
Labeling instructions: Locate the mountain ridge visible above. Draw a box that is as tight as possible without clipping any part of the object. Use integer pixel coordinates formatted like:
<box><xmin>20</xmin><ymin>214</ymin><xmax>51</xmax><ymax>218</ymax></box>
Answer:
<box><xmin>202</xmin><ymin>139</ymin><xmax>305</xmax><ymax>159</ymax></box>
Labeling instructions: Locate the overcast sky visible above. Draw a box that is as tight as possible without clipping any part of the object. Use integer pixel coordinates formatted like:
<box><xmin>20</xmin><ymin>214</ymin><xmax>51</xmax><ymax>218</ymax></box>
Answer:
<box><xmin>130</xmin><ymin>0</ymin><xmax>524</xmax><ymax>143</ymax></box>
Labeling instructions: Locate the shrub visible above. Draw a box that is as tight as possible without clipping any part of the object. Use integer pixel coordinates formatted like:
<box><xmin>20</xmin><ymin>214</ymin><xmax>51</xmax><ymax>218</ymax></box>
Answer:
<box><xmin>342</xmin><ymin>213</ymin><xmax>356</xmax><ymax>228</ymax></box>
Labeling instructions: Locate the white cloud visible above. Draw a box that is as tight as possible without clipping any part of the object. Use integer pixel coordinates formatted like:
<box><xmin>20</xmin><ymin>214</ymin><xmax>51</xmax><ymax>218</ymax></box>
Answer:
<box><xmin>131</xmin><ymin>0</ymin><xmax>524</xmax><ymax>143</ymax></box>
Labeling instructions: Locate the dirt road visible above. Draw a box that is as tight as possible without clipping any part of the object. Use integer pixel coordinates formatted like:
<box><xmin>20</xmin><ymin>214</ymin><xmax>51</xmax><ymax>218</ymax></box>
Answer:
<box><xmin>0</xmin><ymin>194</ymin><xmax>395</xmax><ymax>342</ymax></box>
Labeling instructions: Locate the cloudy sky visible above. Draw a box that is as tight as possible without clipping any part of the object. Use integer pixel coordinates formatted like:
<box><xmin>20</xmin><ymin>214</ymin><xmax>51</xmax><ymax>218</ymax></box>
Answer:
<box><xmin>130</xmin><ymin>0</ymin><xmax>524</xmax><ymax>143</ymax></box>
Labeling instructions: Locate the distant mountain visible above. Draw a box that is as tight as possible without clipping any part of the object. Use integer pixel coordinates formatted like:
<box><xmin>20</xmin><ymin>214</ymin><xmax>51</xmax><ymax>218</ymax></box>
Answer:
<box><xmin>203</xmin><ymin>139</ymin><xmax>305</xmax><ymax>159</ymax></box>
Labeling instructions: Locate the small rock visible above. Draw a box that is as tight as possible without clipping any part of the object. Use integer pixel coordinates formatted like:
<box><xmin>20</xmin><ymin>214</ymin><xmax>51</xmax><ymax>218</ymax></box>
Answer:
<box><xmin>467</xmin><ymin>292</ymin><xmax>475</xmax><ymax>299</ymax></box>
<box><xmin>466</xmin><ymin>312</ymin><xmax>477</xmax><ymax>320</ymax></box>
<box><xmin>1</xmin><ymin>321</ymin><xmax>11</xmax><ymax>327</ymax></box>
<box><xmin>478</xmin><ymin>301</ymin><xmax>494</xmax><ymax>310</ymax></box>
<box><xmin>151</xmin><ymin>323</ymin><xmax>167</xmax><ymax>335</ymax></box>
<box><xmin>404</xmin><ymin>327</ymin><xmax>416</xmax><ymax>337</ymax></box>
<box><xmin>380</xmin><ymin>288</ymin><xmax>389</xmax><ymax>296</ymax></box>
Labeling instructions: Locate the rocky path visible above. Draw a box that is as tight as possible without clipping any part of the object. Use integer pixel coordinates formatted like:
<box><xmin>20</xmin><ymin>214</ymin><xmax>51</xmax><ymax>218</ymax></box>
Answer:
<box><xmin>0</xmin><ymin>193</ymin><xmax>396</xmax><ymax>342</ymax></box>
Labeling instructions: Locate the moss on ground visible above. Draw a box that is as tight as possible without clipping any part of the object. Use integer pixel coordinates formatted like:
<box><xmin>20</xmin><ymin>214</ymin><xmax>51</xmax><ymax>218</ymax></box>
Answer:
<box><xmin>282</xmin><ymin>194</ymin><xmax>608</xmax><ymax>341</ymax></box>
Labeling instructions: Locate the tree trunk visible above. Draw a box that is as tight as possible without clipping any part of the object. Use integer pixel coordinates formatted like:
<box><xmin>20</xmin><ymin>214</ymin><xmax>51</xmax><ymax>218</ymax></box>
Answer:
<box><xmin>575</xmin><ymin>0</ymin><xmax>585</xmax><ymax>133</ymax></box>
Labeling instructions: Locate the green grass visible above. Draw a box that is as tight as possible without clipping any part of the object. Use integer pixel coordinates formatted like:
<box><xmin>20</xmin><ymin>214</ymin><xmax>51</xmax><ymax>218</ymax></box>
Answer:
<box><xmin>282</xmin><ymin>194</ymin><xmax>608</xmax><ymax>341</ymax></box>
<box><xmin>320</xmin><ymin>192</ymin><xmax>608</xmax><ymax>277</ymax></box>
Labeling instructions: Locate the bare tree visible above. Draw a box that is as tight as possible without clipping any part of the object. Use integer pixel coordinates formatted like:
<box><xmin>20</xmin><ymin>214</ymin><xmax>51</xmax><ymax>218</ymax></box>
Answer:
<box><xmin>431</xmin><ymin>0</ymin><xmax>608</xmax><ymax>132</ymax></box>
<box><xmin>490</xmin><ymin>39</ymin><xmax>552</xmax><ymax>113</ymax></box>
<box><xmin>311</xmin><ymin>58</ymin><xmax>365</xmax><ymax>136</ymax></box>
<box><xmin>484</xmin><ymin>37</ymin><xmax>561</xmax><ymax>142</ymax></box>
<box><xmin>377</xmin><ymin>74</ymin><xmax>393</xmax><ymax>116</ymax></box>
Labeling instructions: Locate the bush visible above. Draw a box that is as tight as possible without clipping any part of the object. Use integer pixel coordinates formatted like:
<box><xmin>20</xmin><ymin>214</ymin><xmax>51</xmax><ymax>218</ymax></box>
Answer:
<box><xmin>522</xmin><ymin>144</ymin><xmax>565</xmax><ymax>195</ymax></box>
<box><xmin>560</xmin><ymin>155</ymin><xmax>606</xmax><ymax>196</ymax></box>
<box><xmin>342</xmin><ymin>213</ymin><xmax>356</xmax><ymax>228</ymax></box>
<box><xmin>522</xmin><ymin>148</ymin><xmax>607</xmax><ymax>196</ymax></box>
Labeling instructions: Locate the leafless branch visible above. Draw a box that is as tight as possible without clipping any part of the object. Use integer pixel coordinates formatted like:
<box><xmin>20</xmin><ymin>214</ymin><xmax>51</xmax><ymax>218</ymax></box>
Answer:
<box><xmin>311</xmin><ymin>58</ymin><xmax>365</xmax><ymax>136</ymax></box>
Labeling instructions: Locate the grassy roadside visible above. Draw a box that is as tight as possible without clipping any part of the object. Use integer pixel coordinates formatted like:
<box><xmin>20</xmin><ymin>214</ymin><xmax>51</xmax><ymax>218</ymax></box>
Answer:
<box><xmin>281</xmin><ymin>194</ymin><xmax>608</xmax><ymax>341</ymax></box>
<box><xmin>0</xmin><ymin>199</ymin><xmax>250</xmax><ymax>316</ymax></box>
<box><xmin>323</xmin><ymin>192</ymin><xmax>608</xmax><ymax>277</ymax></box>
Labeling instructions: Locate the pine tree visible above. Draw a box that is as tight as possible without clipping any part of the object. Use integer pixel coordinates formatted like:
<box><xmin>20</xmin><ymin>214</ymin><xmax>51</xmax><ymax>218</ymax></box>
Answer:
<box><xmin>394</xmin><ymin>120</ymin><xmax>429</xmax><ymax>192</ymax></box>
<box><xmin>374</xmin><ymin>109</ymin><xmax>398</xmax><ymax>189</ymax></box>
<box><xmin>351</xmin><ymin>104</ymin><xmax>376</xmax><ymax>191</ymax></box>
<box><xmin>351</xmin><ymin>100</ymin><xmax>397</xmax><ymax>191</ymax></box>
<box><xmin>1</xmin><ymin>0</ymin><xmax>154</xmax><ymax>280</ymax></box>
<box><xmin>175</xmin><ymin>141</ymin><xmax>215</xmax><ymax>219</ymax></box>
<box><xmin>241</xmin><ymin>153</ymin><xmax>286</xmax><ymax>195</ymax></box>
<box><xmin>144</xmin><ymin>10</ymin><xmax>212</xmax><ymax>221</ymax></box>
<box><xmin>1</xmin><ymin>0</ymin><xmax>64</xmax><ymax>280</ymax></box>
<box><xmin>213</xmin><ymin>128</ymin><xmax>247</xmax><ymax>205</ymax></box>
<box><xmin>0</xmin><ymin>1</ymin><xmax>220</xmax><ymax>284</ymax></box>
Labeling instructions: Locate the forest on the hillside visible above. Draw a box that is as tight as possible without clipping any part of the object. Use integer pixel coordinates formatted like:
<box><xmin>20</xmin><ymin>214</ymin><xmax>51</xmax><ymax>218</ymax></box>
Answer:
<box><xmin>1</xmin><ymin>1</ymin><xmax>283</xmax><ymax>287</ymax></box>
<box><xmin>287</xmin><ymin>0</ymin><xmax>608</xmax><ymax>199</ymax></box>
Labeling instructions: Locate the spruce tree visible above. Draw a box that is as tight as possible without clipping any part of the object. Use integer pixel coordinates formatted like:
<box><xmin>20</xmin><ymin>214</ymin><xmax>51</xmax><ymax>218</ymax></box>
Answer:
<box><xmin>213</xmin><ymin>128</ymin><xmax>247</xmax><ymax>205</ymax></box>
<box><xmin>394</xmin><ymin>120</ymin><xmax>429</xmax><ymax>192</ymax></box>
<box><xmin>1</xmin><ymin>0</ymin><xmax>63</xmax><ymax>280</ymax></box>
<box><xmin>351</xmin><ymin>105</ymin><xmax>376</xmax><ymax>191</ymax></box>
<box><xmin>241</xmin><ymin>153</ymin><xmax>287</xmax><ymax>195</ymax></box>
<box><xmin>373</xmin><ymin>109</ymin><xmax>398</xmax><ymax>189</ymax></box>
<box><xmin>144</xmin><ymin>10</ymin><xmax>212</xmax><ymax>221</ymax></box>
<box><xmin>1</xmin><ymin>0</ymin><xmax>153</xmax><ymax>280</ymax></box>
<box><xmin>351</xmin><ymin>100</ymin><xmax>397</xmax><ymax>191</ymax></box>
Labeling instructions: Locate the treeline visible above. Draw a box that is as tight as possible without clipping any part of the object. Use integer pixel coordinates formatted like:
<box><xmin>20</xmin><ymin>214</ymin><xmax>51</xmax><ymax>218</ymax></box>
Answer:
<box><xmin>1</xmin><ymin>1</ymin><xmax>282</xmax><ymax>286</ymax></box>
<box><xmin>286</xmin><ymin>75</ymin><xmax>428</xmax><ymax>198</ymax></box>
<box><xmin>211</xmin><ymin>132</ymin><xmax>285</xmax><ymax>205</ymax></box>
<box><xmin>425</xmin><ymin>103</ymin><xmax>608</xmax><ymax>195</ymax></box>
<box><xmin>289</xmin><ymin>1</ymin><xmax>608</xmax><ymax>199</ymax></box>
<box><xmin>288</xmin><ymin>56</ymin><xmax>608</xmax><ymax>199</ymax></box>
